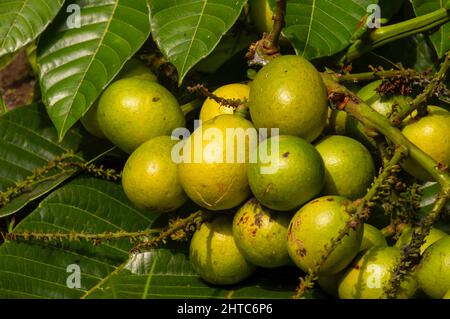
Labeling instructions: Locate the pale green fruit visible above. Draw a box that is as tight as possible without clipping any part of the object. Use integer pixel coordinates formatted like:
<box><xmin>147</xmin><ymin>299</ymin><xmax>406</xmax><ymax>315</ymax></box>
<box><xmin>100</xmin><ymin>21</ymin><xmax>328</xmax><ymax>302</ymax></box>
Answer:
<box><xmin>360</xmin><ymin>223</ymin><xmax>387</xmax><ymax>252</ymax></box>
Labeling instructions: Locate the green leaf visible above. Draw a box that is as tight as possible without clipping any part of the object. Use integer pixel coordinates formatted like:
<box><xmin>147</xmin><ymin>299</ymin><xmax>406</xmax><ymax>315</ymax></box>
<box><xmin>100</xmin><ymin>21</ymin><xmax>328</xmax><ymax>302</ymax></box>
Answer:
<box><xmin>280</xmin><ymin>0</ymin><xmax>376</xmax><ymax>60</ymax></box>
<box><xmin>0</xmin><ymin>94</ymin><xmax>5</xmax><ymax>114</ymax></box>
<box><xmin>86</xmin><ymin>249</ymin><xmax>299</xmax><ymax>299</ymax></box>
<box><xmin>150</xmin><ymin>0</ymin><xmax>247</xmax><ymax>84</ymax></box>
<box><xmin>0</xmin><ymin>103</ymin><xmax>112</xmax><ymax>218</ymax></box>
<box><xmin>411</xmin><ymin>0</ymin><xmax>450</xmax><ymax>58</ymax></box>
<box><xmin>38</xmin><ymin>0</ymin><xmax>151</xmax><ymax>140</ymax></box>
<box><xmin>0</xmin><ymin>177</ymin><xmax>158</xmax><ymax>298</ymax></box>
<box><xmin>0</xmin><ymin>0</ymin><xmax>64</xmax><ymax>58</ymax></box>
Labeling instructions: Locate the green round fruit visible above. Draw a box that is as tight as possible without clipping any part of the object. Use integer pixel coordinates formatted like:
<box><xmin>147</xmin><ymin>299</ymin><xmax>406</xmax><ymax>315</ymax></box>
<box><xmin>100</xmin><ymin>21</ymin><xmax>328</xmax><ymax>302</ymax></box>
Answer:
<box><xmin>248</xmin><ymin>135</ymin><xmax>325</xmax><ymax>211</ymax></box>
<box><xmin>232</xmin><ymin>198</ymin><xmax>290</xmax><ymax>268</ymax></box>
<box><xmin>178</xmin><ymin>115</ymin><xmax>255</xmax><ymax>210</ymax></box>
<box><xmin>80</xmin><ymin>59</ymin><xmax>157</xmax><ymax>139</ymax></box>
<box><xmin>122</xmin><ymin>136</ymin><xmax>187</xmax><ymax>212</ymax></box>
<box><xmin>401</xmin><ymin>106</ymin><xmax>450</xmax><ymax>181</ymax></box>
<box><xmin>190</xmin><ymin>216</ymin><xmax>256</xmax><ymax>285</ymax></box>
<box><xmin>360</xmin><ymin>223</ymin><xmax>387</xmax><ymax>252</ymax></box>
<box><xmin>338</xmin><ymin>247</ymin><xmax>418</xmax><ymax>299</ymax></box>
<box><xmin>199</xmin><ymin>83</ymin><xmax>249</xmax><ymax>122</ymax></box>
<box><xmin>249</xmin><ymin>55</ymin><xmax>328</xmax><ymax>142</ymax></box>
<box><xmin>395</xmin><ymin>225</ymin><xmax>446</xmax><ymax>254</ymax></box>
<box><xmin>287</xmin><ymin>196</ymin><xmax>363</xmax><ymax>274</ymax></box>
<box><xmin>315</xmin><ymin>135</ymin><xmax>375</xmax><ymax>200</ymax></box>
<box><xmin>97</xmin><ymin>78</ymin><xmax>186</xmax><ymax>153</ymax></box>
<box><xmin>415</xmin><ymin>235</ymin><xmax>450</xmax><ymax>298</ymax></box>
<box><xmin>250</xmin><ymin>0</ymin><xmax>273</xmax><ymax>34</ymax></box>
<box><xmin>357</xmin><ymin>80</ymin><xmax>407</xmax><ymax>117</ymax></box>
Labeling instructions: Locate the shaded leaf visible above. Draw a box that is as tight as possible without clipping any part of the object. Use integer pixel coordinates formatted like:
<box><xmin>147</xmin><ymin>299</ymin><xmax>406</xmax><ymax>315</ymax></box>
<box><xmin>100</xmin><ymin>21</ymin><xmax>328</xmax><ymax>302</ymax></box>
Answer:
<box><xmin>38</xmin><ymin>0</ymin><xmax>151</xmax><ymax>140</ymax></box>
<box><xmin>0</xmin><ymin>177</ymin><xmax>158</xmax><ymax>298</ymax></box>
<box><xmin>0</xmin><ymin>103</ymin><xmax>112</xmax><ymax>218</ymax></box>
<box><xmin>150</xmin><ymin>0</ymin><xmax>247</xmax><ymax>84</ymax></box>
<box><xmin>280</xmin><ymin>0</ymin><xmax>376</xmax><ymax>60</ymax></box>
<box><xmin>0</xmin><ymin>0</ymin><xmax>64</xmax><ymax>58</ymax></box>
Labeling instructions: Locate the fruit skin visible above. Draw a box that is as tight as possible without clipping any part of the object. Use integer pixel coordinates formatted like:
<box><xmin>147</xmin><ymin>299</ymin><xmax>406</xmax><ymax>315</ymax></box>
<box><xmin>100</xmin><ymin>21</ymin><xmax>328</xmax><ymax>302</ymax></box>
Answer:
<box><xmin>248</xmin><ymin>135</ymin><xmax>325</xmax><ymax>211</ymax></box>
<box><xmin>232</xmin><ymin>198</ymin><xmax>290</xmax><ymax>268</ymax></box>
<box><xmin>357</xmin><ymin>80</ymin><xmax>406</xmax><ymax>117</ymax></box>
<box><xmin>338</xmin><ymin>247</ymin><xmax>418</xmax><ymax>299</ymax></box>
<box><xmin>415</xmin><ymin>235</ymin><xmax>450</xmax><ymax>298</ymax></box>
<box><xmin>190</xmin><ymin>216</ymin><xmax>256</xmax><ymax>285</ymax></box>
<box><xmin>395</xmin><ymin>225</ymin><xmax>446</xmax><ymax>254</ymax></box>
<box><xmin>122</xmin><ymin>136</ymin><xmax>187</xmax><ymax>212</ymax></box>
<box><xmin>315</xmin><ymin>135</ymin><xmax>375</xmax><ymax>200</ymax></box>
<box><xmin>97</xmin><ymin>78</ymin><xmax>186</xmax><ymax>153</ymax></box>
<box><xmin>401</xmin><ymin>106</ymin><xmax>450</xmax><ymax>181</ymax></box>
<box><xmin>250</xmin><ymin>0</ymin><xmax>273</xmax><ymax>34</ymax></box>
<box><xmin>360</xmin><ymin>223</ymin><xmax>387</xmax><ymax>252</ymax></box>
<box><xmin>249</xmin><ymin>55</ymin><xmax>328</xmax><ymax>142</ymax></box>
<box><xmin>444</xmin><ymin>290</ymin><xmax>450</xmax><ymax>299</ymax></box>
<box><xmin>199</xmin><ymin>83</ymin><xmax>250</xmax><ymax>122</ymax></box>
<box><xmin>178</xmin><ymin>115</ymin><xmax>255</xmax><ymax>211</ymax></box>
<box><xmin>80</xmin><ymin>59</ymin><xmax>157</xmax><ymax>138</ymax></box>
<box><xmin>287</xmin><ymin>196</ymin><xmax>363</xmax><ymax>275</ymax></box>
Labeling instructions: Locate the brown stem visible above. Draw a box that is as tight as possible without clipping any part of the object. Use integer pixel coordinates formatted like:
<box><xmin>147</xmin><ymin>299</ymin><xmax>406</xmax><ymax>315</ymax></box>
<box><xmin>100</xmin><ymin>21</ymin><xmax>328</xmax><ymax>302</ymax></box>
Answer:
<box><xmin>269</xmin><ymin>0</ymin><xmax>287</xmax><ymax>48</ymax></box>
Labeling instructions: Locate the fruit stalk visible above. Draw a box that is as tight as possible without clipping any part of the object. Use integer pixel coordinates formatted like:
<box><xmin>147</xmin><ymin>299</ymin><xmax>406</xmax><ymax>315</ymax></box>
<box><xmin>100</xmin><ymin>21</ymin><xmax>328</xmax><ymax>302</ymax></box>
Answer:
<box><xmin>391</xmin><ymin>51</ymin><xmax>450</xmax><ymax>125</ymax></box>
<box><xmin>321</xmin><ymin>72</ymin><xmax>450</xmax><ymax>190</ymax></box>
<box><xmin>269</xmin><ymin>0</ymin><xmax>287</xmax><ymax>49</ymax></box>
<box><xmin>345</xmin><ymin>8</ymin><xmax>450</xmax><ymax>62</ymax></box>
<box><xmin>293</xmin><ymin>148</ymin><xmax>406</xmax><ymax>299</ymax></box>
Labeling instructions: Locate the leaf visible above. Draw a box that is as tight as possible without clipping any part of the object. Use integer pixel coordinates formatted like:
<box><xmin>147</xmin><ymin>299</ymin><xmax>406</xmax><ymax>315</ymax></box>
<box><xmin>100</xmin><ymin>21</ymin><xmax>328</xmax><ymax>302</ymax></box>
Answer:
<box><xmin>0</xmin><ymin>0</ymin><xmax>64</xmax><ymax>58</ymax></box>
<box><xmin>0</xmin><ymin>94</ymin><xmax>5</xmax><ymax>114</ymax></box>
<box><xmin>411</xmin><ymin>0</ymin><xmax>450</xmax><ymax>58</ymax></box>
<box><xmin>0</xmin><ymin>177</ymin><xmax>158</xmax><ymax>298</ymax></box>
<box><xmin>0</xmin><ymin>103</ymin><xmax>112</xmax><ymax>218</ymax></box>
<box><xmin>150</xmin><ymin>0</ymin><xmax>247</xmax><ymax>84</ymax></box>
<box><xmin>38</xmin><ymin>0</ymin><xmax>151</xmax><ymax>140</ymax></box>
<box><xmin>279</xmin><ymin>0</ymin><xmax>377</xmax><ymax>60</ymax></box>
<box><xmin>86</xmin><ymin>249</ymin><xmax>300</xmax><ymax>299</ymax></box>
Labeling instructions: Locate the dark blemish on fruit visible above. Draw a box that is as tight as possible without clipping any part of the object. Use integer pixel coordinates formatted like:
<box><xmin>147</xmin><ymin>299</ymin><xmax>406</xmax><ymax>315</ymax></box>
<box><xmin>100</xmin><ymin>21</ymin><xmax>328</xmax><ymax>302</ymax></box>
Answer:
<box><xmin>354</xmin><ymin>264</ymin><xmax>360</xmax><ymax>270</ymax></box>
<box><xmin>288</xmin><ymin>223</ymin><xmax>293</xmax><ymax>237</ymax></box>
<box><xmin>296</xmin><ymin>248</ymin><xmax>307</xmax><ymax>257</ymax></box>
<box><xmin>152</xmin><ymin>97</ymin><xmax>160</xmax><ymax>102</ymax></box>
<box><xmin>251</xmin><ymin>229</ymin><xmax>257</xmax><ymax>237</ymax></box>
<box><xmin>311</xmin><ymin>199</ymin><xmax>319</xmax><ymax>204</ymax></box>
<box><xmin>283</xmin><ymin>152</ymin><xmax>290</xmax><ymax>158</ymax></box>
<box><xmin>327</xmin><ymin>198</ymin><xmax>334</xmax><ymax>201</ymax></box>
<box><xmin>254</xmin><ymin>212</ymin><xmax>264</xmax><ymax>227</ymax></box>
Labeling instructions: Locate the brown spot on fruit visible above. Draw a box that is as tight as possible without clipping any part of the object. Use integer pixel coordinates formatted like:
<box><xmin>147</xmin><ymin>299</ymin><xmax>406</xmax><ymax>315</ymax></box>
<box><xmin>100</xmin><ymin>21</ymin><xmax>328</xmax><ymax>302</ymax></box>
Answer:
<box><xmin>152</xmin><ymin>97</ymin><xmax>160</xmax><ymax>102</ymax></box>
<box><xmin>254</xmin><ymin>212</ymin><xmax>264</xmax><ymax>227</ymax></box>
<box><xmin>283</xmin><ymin>152</ymin><xmax>290</xmax><ymax>158</ymax></box>
<box><xmin>327</xmin><ymin>198</ymin><xmax>334</xmax><ymax>201</ymax></box>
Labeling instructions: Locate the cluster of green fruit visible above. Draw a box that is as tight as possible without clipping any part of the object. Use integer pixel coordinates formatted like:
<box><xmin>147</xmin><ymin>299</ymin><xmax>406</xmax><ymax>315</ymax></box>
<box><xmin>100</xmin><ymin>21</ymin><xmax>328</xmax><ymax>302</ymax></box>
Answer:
<box><xmin>80</xmin><ymin>54</ymin><xmax>450</xmax><ymax>299</ymax></box>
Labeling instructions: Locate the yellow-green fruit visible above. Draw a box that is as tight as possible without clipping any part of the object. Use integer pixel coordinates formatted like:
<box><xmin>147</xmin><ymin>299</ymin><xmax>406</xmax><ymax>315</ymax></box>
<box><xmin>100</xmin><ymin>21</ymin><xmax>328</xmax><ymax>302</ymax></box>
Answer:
<box><xmin>315</xmin><ymin>135</ymin><xmax>375</xmax><ymax>200</ymax></box>
<box><xmin>199</xmin><ymin>83</ymin><xmax>249</xmax><ymax>122</ymax></box>
<box><xmin>122</xmin><ymin>136</ymin><xmax>187</xmax><ymax>212</ymax></box>
<box><xmin>250</xmin><ymin>0</ymin><xmax>273</xmax><ymax>34</ymax></box>
<box><xmin>415</xmin><ymin>236</ymin><xmax>450</xmax><ymax>298</ymax></box>
<box><xmin>401</xmin><ymin>106</ymin><xmax>450</xmax><ymax>181</ymax></box>
<box><xmin>395</xmin><ymin>225</ymin><xmax>446</xmax><ymax>254</ymax></box>
<box><xmin>357</xmin><ymin>80</ymin><xmax>407</xmax><ymax>117</ymax></box>
<box><xmin>248</xmin><ymin>135</ymin><xmax>325</xmax><ymax>211</ymax></box>
<box><xmin>338</xmin><ymin>247</ymin><xmax>418</xmax><ymax>299</ymax></box>
<box><xmin>444</xmin><ymin>290</ymin><xmax>450</xmax><ymax>299</ymax></box>
<box><xmin>360</xmin><ymin>223</ymin><xmax>387</xmax><ymax>252</ymax></box>
<box><xmin>97</xmin><ymin>78</ymin><xmax>186</xmax><ymax>153</ymax></box>
<box><xmin>249</xmin><ymin>55</ymin><xmax>328</xmax><ymax>142</ymax></box>
<box><xmin>80</xmin><ymin>59</ymin><xmax>157</xmax><ymax>138</ymax></box>
<box><xmin>190</xmin><ymin>216</ymin><xmax>256</xmax><ymax>285</ymax></box>
<box><xmin>178</xmin><ymin>115</ymin><xmax>255</xmax><ymax>210</ymax></box>
<box><xmin>287</xmin><ymin>196</ymin><xmax>363</xmax><ymax>275</ymax></box>
<box><xmin>232</xmin><ymin>198</ymin><xmax>290</xmax><ymax>268</ymax></box>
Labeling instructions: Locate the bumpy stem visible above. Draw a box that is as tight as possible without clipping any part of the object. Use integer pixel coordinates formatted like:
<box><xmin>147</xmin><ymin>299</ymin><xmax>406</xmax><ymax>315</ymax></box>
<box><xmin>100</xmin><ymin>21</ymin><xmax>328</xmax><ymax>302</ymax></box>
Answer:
<box><xmin>336</xmin><ymin>68</ymin><xmax>418</xmax><ymax>84</ymax></box>
<box><xmin>345</xmin><ymin>8</ymin><xmax>450</xmax><ymax>62</ymax></box>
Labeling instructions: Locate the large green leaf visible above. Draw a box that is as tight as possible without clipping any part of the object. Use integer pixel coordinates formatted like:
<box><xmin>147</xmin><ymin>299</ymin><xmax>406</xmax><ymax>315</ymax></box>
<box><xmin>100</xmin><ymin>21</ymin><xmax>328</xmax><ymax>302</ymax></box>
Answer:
<box><xmin>280</xmin><ymin>0</ymin><xmax>376</xmax><ymax>60</ymax></box>
<box><xmin>86</xmin><ymin>249</ymin><xmax>298</xmax><ymax>299</ymax></box>
<box><xmin>0</xmin><ymin>103</ymin><xmax>112</xmax><ymax>218</ymax></box>
<box><xmin>411</xmin><ymin>0</ymin><xmax>450</xmax><ymax>58</ymax></box>
<box><xmin>150</xmin><ymin>0</ymin><xmax>247</xmax><ymax>84</ymax></box>
<box><xmin>38</xmin><ymin>0</ymin><xmax>151</xmax><ymax>140</ymax></box>
<box><xmin>0</xmin><ymin>0</ymin><xmax>64</xmax><ymax>58</ymax></box>
<box><xmin>0</xmin><ymin>177</ymin><xmax>158</xmax><ymax>298</ymax></box>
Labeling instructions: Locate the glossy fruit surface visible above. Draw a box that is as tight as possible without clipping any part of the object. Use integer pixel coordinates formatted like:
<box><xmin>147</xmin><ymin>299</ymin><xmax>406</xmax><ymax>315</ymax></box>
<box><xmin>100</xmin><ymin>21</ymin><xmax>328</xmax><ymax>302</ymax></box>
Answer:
<box><xmin>315</xmin><ymin>135</ymin><xmax>375</xmax><ymax>199</ymax></box>
<box><xmin>190</xmin><ymin>216</ymin><xmax>256</xmax><ymax>285</ymax></box>
<box><xmin>97</xmin><ymin>78</ymin><xmax>186</xmax><ymax>153</ymax></box>
<box><xmin>287</xmin><ymin>196</ymin><xmax>363</xmax><ymax>274</ymax></box>
<box><xmin>248</xmin><ymin>135</ymin><xmax>325</xmax><ymax>211</ymax></box>
<box><xmin>199</xmin><ymin>83</ymin><xmax>249</xmax><ymax>122</ymax></box>
<box><xmin>122</xmin><ymin>136</ymin><xmax>187</xmax><ymax>212</ymax></box>
<box><xmin>232</xmin><ymin>198</ymin><xmax>290</xmax><ymax>267</ymax></box>
<box><xmin>338</xmin><ymin>247</ymin><xmax>418</xmax><ymax>299</ymax></box>
<box><xmin>249</xmin><ymin>55</ymin><xmax>328</xmax><ymax>142</ymax></box>
<box><xmin>250</xmin><ymin>0</ymin><xmax>273</xmax><ymax>34</ymax></box>
<box><xmin>360</xmin><ymin>223</ymin><xmax>387</xmax><ymax>252</ymax></box>
<box><xmin>178</xmin><ymin>115</ymin><xmax>255</xmax><ymax>210</ymax></box>
<box><xmin>395</xmin><ymin>225</ymin><xmax>446</xmax><ymax>254</ymax></box>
